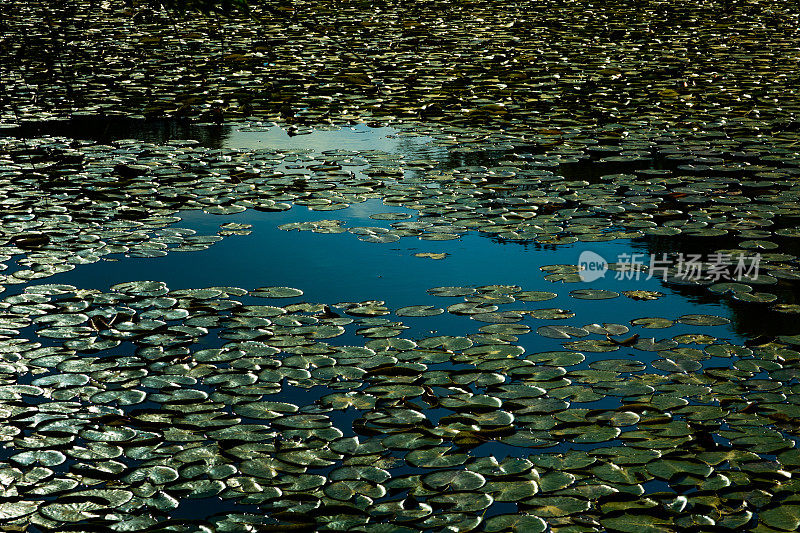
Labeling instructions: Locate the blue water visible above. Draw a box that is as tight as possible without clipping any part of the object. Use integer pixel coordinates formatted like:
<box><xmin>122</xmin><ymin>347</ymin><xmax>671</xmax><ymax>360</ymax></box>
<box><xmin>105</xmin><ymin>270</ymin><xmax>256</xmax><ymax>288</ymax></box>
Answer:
<box><xmin>22</xmin><ymin>201</ymin><xmax>746</xmax><ymax>354</ymax></box>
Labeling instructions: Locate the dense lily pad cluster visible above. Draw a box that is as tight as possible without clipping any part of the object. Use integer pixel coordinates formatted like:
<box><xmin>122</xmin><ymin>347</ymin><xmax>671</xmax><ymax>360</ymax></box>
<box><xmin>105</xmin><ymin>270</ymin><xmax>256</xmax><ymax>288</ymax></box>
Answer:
<box><xmin>1</xmin><ymin>0</ymin><xmax>800</xmax><ymax>137</ymax></box>
<box><xmin>1</xmin><ymin>281</ymin><xmax>799</xmax><ymax>531</ymax></box>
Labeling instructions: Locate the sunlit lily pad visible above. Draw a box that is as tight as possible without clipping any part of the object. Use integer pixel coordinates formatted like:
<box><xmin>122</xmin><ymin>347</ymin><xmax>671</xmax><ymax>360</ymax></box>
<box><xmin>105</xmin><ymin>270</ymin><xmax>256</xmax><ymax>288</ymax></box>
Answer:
<box><xmin>428</xmin><ymin>286</ymin><xmax>477</xmax><ymax>297</ymax></box>
<box><xmin>0</xmin><ymin>501</ymin><xmax>40</xmax><ymax>520</ymax></box>
<box><xmin>395</xmin><ymin>305</ymin><xmax>444</xmax><ymax>317</ymax></box>
<box><xmin>623</xmin><ymin>290</ymin><xmax>664</xmax><ymax>301</ymax></box>
<box><xmin>484</xmin><ymin>514</ymin><xmax>546</xmax><ymax>532</ymax></box>
<box><xmin>250</xmin><ymin>287</ymin><xmax>304</xmax><ymax>298</ymax></box>
<box><xmin>537</xmin><ymin>325</ymin><xmax>589</xmax><ymax>339</ymax></box>
<box><xmin>601</xmin><ymin>513</ymin><xmax>674</xmax><ymax>533</ymax></box>
<box><xmin>630</xmin><ymin>317</ymin><xmax>674</xmax><ymax>329</ymax></box>
<box><xmin>677</xmin><ymin>314</ymin><xmax>730</xmax><ymax>326</ymax></box>
<box><xmin>570</xmin><ymin>289</ymin><xmax>620</xmax><ymax>300</ymax></box>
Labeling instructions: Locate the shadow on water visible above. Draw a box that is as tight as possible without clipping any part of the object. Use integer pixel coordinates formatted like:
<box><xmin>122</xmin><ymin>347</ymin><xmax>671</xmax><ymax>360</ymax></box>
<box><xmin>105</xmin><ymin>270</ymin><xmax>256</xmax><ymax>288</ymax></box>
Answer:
<box><xmin>629</xmin><ymin>235</ymin><xmax>800</xmax><ymax>337</ymax></box>
<box><xmin>4</xmin><ymin>116</ymin><xmax>232</xmax><ymax>148</ymax></box>
<box><xmin>2</xmin><ymin>116</ymin><xmax>446</xmax><ymax>158</ymax></box>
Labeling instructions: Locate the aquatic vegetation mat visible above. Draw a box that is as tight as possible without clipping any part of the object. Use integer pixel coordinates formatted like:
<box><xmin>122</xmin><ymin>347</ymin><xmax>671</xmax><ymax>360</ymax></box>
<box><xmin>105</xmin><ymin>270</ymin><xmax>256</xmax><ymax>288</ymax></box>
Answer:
<box><xmin>1</xmin><ymin>0</ymin><xmax>800</xmax><ymax>530</ymax></box>
<box><xmin>0</xmin><ymin>280</ymin><xmax>799</xmax><ymax>531</ymax></box>
<box><xmin>0</xmin><ymin>117</ymin><xmax>799</xmax><ymax>532</ymax></box>
<box><xmin>1</xmin><ymin>0</ymin><xmax>799</xmax><ymax>137</ymax></box>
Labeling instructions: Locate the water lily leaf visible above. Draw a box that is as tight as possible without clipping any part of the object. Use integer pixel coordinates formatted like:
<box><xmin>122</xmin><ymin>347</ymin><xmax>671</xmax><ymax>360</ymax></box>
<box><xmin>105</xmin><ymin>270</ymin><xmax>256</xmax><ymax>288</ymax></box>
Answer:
<box><xmin>601</xmin><ymin>513</ymin><xmax>674</xmax><ymax>533</ymax></box>
<box><xmin>570</xmin><ymin>289</ymin><xmax>620</xmax><ymax>300</ymax></box>
<box><xmin>733</xmin><ymin>291</ymin><xmax>777</xmax><ymax>303</ymax></box>
<box><xmin>471</xmin><ymin>311</ymin><xmax>525</xmax><ymax>323</ymax></box>
<box><xmin>483</xmin><ymin>480</ymin><xmax>539</xmax><ymax>501</ymax></box>
<box><xmin>448</xmin><ymin>302</ymin><xmax>498</xmax><ymax>315</ymax></box>
<box><xmin>623</xmin><ymin>290</ymin><xmax>664</xmax><ymax>301</ymax></box>
<box><xmin>325</xmin><ymin>479</ymin><xmax>386</xmax><ymax>500</ymax></box>
<box><xmin>709</xmin><ymin>282</ymin><xmax>752</xmax><ymax>295</ymax></box>
<box><xmin>250</xmin><ymin>286</ymin><xmax>304</xmax><ymax>298</ymax></box>
<box><xmin>0</xmin><ymin>501</ymin><xmax>39</xmax><ymax>520</ymax></box>
<box><xmin>330</xmin><ymin>465</ymin><xmax>391</xmax><ymax>483</ymax></box>
<box><xmin>125</xmin><ymin>465</ymin><xmax>179</xmax><ymax>485</ymax></box>
<box><xmin>383</xmin><ymin>432</ymin><xmax>443</xmax><ymax>450</ymax></box>
<box><xmin>633</xmin><ymin>337</ymin><xmax>679</xmax><ymax>351</ymax></box>
<box><xmin>537</xmin><ymin>325</ymin><xmax>589</xmax><ymax>339</ymax></box>
<box><xmin>428</xmin><ymin>286</ymin><xmax>477</xmax><ymax>297</ymax></box>
<box><xmin>538</xmin><ymin>471</ymin><xmax>576</xmax><ymax>492</ymax></box>
<box><xmin>526</xmin><ymin>350</ymin><xmax>585</xmax><ymax>365</ymax></box>
<box><xmin>525</xmin><ymin>495</ymin><xmax>591</xmax><ymax>516</ymax></box>
<box><xmin>563</xmin><ymin>339</ymin><xmax>618</xmax><ymax>352</ymax></box>
<box><xmin>483</xmin><ymin>514</ymin><xmax>546</xmax><ymax>532</ymax></box>
<box><xmin>761</xmin><ymin>505</ymin><xmax>800</xmax><ymax>531</ymax></box>
<box><xmin>395</xmin><ymin>305</ymin><xmax>444</xmax><ymax>317</ymax></box>
<box><xmin>90</xmin><ymin>389</ymin><xmax>147</xmax><ymax>406</ymax></box>
<box><xmin>371</xmin><ymin>212</ymin><xmax>411</xmax><ymax>220</ymax></box>
<box><xmin>590</xmin><ymin>359</ymin><xmax>646</xmax><ymax>373</ymax></box>
<box><xmin>111</xmin><ymin>281</ymin><xmax>168</xmax><ymax>297</ymax></box>
<box><xmin>422</xmin><ymin>469</ymin><xmax>486</xmax><ymax>491</ymax></box>
<box><xmin>406</xmin><ymin>447</ymin><xmax>468</xmax><ymax>468</ymax></box>
<box><xmin>415</xmin><ymin>252</ymin><xmax>448</xmax><ymax>260</ymax></box>
<box><xmin>40</xmin><ymin>501</ymin><xmax>106</xmax><ymax>522</ymax></box>
<box><xmin>651</xmin><ymin>358</ymin><xmax>702</xmax><ymax>372</ymax></box>
<box><xmin>583</xmin><ymin>323</ymin><xmax>630</xmax><ymax>336</ymax></box>
<box><xmin>572</xmin><ymin>425</ymin><xmax>622</xmax><ymax>443</ymax></box>
<box><xmin>480</xmin><ymin>323</ymin><xmax>531</xmax><ymax>336</ymax></box>
<box><xmin>171</xmin><ymin>479</ymin><xmax>226</xmax><ymax>498</ymax></box>
<box><xmin>32</xmin><ymin>373</ymin><xmax>90</xmax><ymax>388</ymax></box>
<box><xmin>646</xmin><ymin>459</ymin><xmax>713</xmax><ymax>480</ymax></box>
<box><xmin>427</xmin><ymin>492</ymin><xmax>493</xmax><ymax>512</ymax></box>
<box><xmin>28</xmin><ymin>477</ymin><xmax>80</xmax><ymax>496</ymax></box>
<box><xmin>321</xmin><ymin>392</ymin><xmax>377</xmax><ymax>410</ymax></box>
<box><xmin>529</xmin><ymin>308</ymin><xmax>575</xmax><ymax>320</ymax></box>
<box><xmin>630</xmin><ymin>317</ymin><xmax>674</xmax><ymax>329</ymax></box>
<box><xmin>677</xmin><ymin>314</ymin><xmax>730</xmax><ymax>326</ymax></box>
<box><xmin>516</xmin><ymin>291</ymin><xmax>558</xmax><ymax>302</ymax></box>
<box><xmin>11</xmin><ymin>450</ymin><xmax>66</xmax><ymax>466</ymax></box>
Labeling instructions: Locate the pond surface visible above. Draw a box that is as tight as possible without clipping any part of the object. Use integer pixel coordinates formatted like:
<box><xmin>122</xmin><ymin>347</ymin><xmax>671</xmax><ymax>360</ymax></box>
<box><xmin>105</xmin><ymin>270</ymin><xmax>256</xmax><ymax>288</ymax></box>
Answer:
<box><xmin>3</xmin><ymin>0</ymin><xmax>800</xmax><ymax>529</ymax></box>
<box><xmin>1</xmin><ymin>121</ymin><xmax>799</xmax><ymax>532</ymax></box>
<box><xmin>22</xmin><ymin>201</ymin><xmax>746</xmax><ymax>350</ymax></box>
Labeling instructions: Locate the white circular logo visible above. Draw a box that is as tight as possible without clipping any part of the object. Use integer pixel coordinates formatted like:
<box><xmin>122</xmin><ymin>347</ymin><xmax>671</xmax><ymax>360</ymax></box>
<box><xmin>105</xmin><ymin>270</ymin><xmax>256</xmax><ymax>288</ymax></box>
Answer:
<box><xmin>578</xmin><ymin>250</ymin><xmax>608</xmax><ymax>282</ymax></box>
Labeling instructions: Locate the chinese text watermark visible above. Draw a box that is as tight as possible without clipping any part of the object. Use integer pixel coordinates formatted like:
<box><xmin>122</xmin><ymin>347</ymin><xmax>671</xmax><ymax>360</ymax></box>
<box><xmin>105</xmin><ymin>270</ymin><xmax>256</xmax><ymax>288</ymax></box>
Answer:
<box><xmin>578</xmin><ymin>251</ymin><xmax>761</xmax><ymax>283</ymax></box>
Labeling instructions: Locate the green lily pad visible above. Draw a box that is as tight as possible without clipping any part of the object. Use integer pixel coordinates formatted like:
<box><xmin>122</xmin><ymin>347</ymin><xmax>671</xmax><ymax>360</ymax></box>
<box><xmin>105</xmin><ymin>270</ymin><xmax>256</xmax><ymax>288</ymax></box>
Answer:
<box><xmin>484</xmin><ymin>514</ymin><xmax>546</xmax><ymax>532</ymax></box>
<box><xmin>0</xmin><ymin>501</ymin><xmax>40</xmax><ymax>520</ymax></box>
<box><xmin>525</xmin><ymin>495</ymin><xmax>591</xmax><ymax>516</ymax></box>
<box><xmin>428</xmin><ymin>286</ymin><xmax>477</xmax><ymax>297</ymax></box>
<box><xmin>570</xmin><ymin>289</ymin><xmax>620</xmax><ymax>300</ymax></box>
<box><xmin>630</xmin><ymin>317</ymin><xmax>674</xmax><ymax>329</ymax></box>
<box><xmin>677</xmin><ymin>314</ymin><xmax>730</xmax><ymax>326</ymax></box>
<box><xmin>761</xmin><ymin>505</ymin><xmax>800</xmax><ymax>531</ymax></box>
<box><xmin>250</xmin><ymin>286</ymin><xmax>304</xmax><ymax>298</ymax></box>
<box><xmin>395</xmin><ymin>305</ymin><xmax>444</xmax><ymax>317</ymax></box>
<box><xmin>537</xmin><ymin>325</ymin><xmax>589</xmax><ymax>339</ymax></box>
<box><xmin>601</xmin><ymin>513</ymin><xmax>674</xmax><ymax>533</ymax></box>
